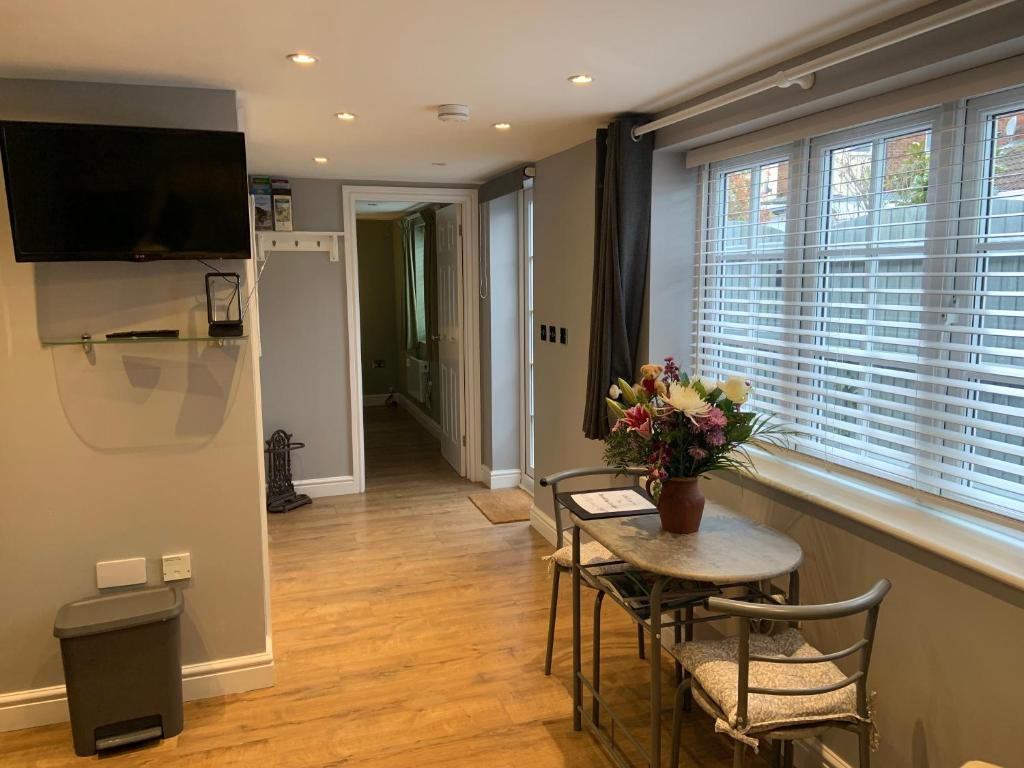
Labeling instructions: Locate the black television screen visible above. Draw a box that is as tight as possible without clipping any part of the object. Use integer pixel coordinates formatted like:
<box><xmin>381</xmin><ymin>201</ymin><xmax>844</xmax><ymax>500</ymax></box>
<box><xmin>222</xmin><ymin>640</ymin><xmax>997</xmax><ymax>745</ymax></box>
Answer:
<box><xmin>0</xmin><ymin>121</ymin><xmax>251</xmax><ymax>262</ymax></box>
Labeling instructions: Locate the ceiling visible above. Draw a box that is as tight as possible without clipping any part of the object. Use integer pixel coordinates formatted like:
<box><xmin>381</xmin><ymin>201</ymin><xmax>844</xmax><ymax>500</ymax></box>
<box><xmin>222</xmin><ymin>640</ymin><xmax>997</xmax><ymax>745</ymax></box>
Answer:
<box><xmin>0</xmin><ymin>0</ymin><xmax>932</xmax><ymax>184</ymax></box>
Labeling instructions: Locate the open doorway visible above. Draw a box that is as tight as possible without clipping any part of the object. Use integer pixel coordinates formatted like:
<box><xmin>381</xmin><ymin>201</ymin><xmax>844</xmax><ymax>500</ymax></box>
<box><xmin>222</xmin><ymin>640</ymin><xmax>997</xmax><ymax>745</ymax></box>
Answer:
<box><xmin>342</xmin><ymin>186</ymin><xmax>480</xmax><ymax>492</ymax></box>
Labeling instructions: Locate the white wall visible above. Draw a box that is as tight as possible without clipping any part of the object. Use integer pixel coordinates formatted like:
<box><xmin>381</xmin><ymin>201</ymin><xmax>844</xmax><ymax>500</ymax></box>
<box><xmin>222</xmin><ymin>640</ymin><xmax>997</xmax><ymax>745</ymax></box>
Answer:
<box><xmin>0</xmin><ymin>79</ymin><xmax>270</xmax><ymax>726</ymax></box>
<box><xmin>529</xmin><ymin>135</ymin><xmax>1024</xmax><ymax>766</ymax></box>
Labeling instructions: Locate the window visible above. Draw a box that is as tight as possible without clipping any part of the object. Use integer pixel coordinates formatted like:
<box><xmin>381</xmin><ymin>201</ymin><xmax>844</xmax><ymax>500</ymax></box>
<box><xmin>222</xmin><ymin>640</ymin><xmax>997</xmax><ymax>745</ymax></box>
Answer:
<box><xmin>413</xmin><ymin>221</ymin><xmax>427</xmax><ymax>344</ymax></box>
<box><xmin>698</xmin><ymin>88</ymin><xmax>1024</xmax><ymax>521</ymax></box>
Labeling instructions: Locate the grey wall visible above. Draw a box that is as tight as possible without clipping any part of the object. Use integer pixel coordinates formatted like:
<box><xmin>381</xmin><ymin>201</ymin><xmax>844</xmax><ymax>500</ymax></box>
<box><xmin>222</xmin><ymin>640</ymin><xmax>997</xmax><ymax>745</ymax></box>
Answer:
<box><xmin>530</xmin><ymin>133</ymin><xmax>1024</xmax><ymax>766</ymax></box>
<box><xmin>532</xmin><ymin>140</ymin><xmax>605</xmax><ymax>486</ymax></box>
<box><xmin>355</xmin><ymin>220</ymin><xmax>399</xmax><ymax>396</ymax></box>
<box><xmin>256</xmin><ymin>177</ymin><xmax>352</xmax><ymax>481</ymax></box>
<box><xmin>0</xmin><ymin>79</ymin><xmax>268</xmax><ymax>700</ymax></box>
<box><xmin>647</xmin><ymin>152</ymin><xmax>698</xmax><ymax>367</ymax></box>
<box><xmin>258</xmin><ymin>253</ymin><xmax>350</xmax><ymax>480</ymax></box>
<box><xmin>480</xmin><ymin>193</ymin><xmax>521</xmax><ymax>472</ymax></box>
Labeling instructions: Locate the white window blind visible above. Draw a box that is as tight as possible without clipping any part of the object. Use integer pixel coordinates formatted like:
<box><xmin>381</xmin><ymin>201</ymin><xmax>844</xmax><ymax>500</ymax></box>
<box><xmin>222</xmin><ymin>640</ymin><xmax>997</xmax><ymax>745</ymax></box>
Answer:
<box><xmin>697</xmin><ymin>87</ymin><xmax>1024</xmax><ymax>521</ymax></box>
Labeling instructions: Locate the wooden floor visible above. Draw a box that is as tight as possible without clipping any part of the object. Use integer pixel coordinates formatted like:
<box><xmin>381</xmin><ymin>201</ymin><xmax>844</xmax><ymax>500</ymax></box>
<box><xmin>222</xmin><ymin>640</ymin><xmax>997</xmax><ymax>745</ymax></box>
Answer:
<box><xmin>0</xmin><ymin>406</ymin><xmax>762</xmax><ymax>767</ymax></box>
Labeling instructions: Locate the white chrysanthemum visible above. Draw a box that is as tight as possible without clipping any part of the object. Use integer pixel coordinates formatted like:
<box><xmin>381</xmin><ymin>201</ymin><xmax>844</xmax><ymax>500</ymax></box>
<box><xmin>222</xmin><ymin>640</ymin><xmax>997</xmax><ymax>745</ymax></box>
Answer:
<box><xmin>664</xmin><ymin>382</ymin><xmax>712</xmax><ymax>417</ymax></box>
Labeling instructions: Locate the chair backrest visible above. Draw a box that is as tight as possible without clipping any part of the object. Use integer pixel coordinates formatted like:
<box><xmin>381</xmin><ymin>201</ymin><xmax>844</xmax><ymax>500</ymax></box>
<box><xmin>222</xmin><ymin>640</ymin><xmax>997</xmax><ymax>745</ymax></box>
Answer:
<box><xmin>538</xmin><ymin>466</ymin><xmax>647</xmax><ymax>548</ymax></box>
<box><xmin>704</xmin><ymin>579</ymin><xmax>891</xmax><ymax>729</ymax></box>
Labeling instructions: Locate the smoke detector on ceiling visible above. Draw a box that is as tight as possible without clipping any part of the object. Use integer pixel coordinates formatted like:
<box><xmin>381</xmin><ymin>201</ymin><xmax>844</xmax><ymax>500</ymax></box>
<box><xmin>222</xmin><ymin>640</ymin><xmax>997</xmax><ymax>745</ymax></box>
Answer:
<box><xmin>437</xmin><ymin>104</ymin><xmax>470</xmax><ymax>123</ymax></box>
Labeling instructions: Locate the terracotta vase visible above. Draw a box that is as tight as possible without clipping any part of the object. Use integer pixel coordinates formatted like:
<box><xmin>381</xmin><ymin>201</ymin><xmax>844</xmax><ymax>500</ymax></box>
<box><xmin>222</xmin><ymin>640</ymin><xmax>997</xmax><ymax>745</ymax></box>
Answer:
<box><xmin>655</xmin><ymin>477</ymin><xmax>705</xmax><ymax>534</ymax></box>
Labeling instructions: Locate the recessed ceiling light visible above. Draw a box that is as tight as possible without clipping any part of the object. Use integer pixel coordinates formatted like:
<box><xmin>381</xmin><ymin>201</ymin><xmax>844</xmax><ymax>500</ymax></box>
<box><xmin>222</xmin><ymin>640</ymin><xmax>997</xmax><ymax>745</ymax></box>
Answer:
<box><xmin>493</xmin><ymin>122</ymin><xmax>512</xmax><ymax>131</ymax></box>
<box><xmin>314</xmin><ymin>156</ymin><xmax>328</xmax><ymax>164</ymax></box>
<box><xmin>287</xmin><ymin>52</ymin><xmax>318</xmax><ymax>65</ymax></box>
<box><xmin>335</xmin><ymin>112</ymin><xmax>357</xmax><ymax>121</ymax></box>
<box><xmin>568</xmin><ymin>73</ymin><xmax>594</xmax><ymax>85</ymax></box>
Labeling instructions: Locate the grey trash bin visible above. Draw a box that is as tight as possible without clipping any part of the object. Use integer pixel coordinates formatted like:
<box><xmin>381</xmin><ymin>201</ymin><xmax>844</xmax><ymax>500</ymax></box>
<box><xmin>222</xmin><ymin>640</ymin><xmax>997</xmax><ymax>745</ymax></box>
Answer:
<box><xmin>53</xmin><ymin>586</ymin><xmax>184</xmax><ymax>756</ymax></box>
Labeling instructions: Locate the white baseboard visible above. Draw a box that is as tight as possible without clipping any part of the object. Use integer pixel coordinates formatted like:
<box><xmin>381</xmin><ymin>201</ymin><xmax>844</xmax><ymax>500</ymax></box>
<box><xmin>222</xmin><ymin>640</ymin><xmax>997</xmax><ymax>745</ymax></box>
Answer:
<box><xmin>394</xmin><ymin>394</ymin><xmax>443</xmax><ymax>441</ymax></box>
<box><xmin>362</xmin><ymin>393</ymin><xmax>391</xmax><ymax>407</ymax></box>
<box><xmin>482</xmin><ymin>466</ymin><xmax>522</xmax><ymax>490</ymax></box>
<box><xmin>519</xmin><ymin>474</ymin><xmax>534</xmax><ymax>496</ymax></box>
<box><xmin>794</xmin><ymin>738</ymin><xmax>854</xmax><ymax>768</ymax></box>
<box><xmin>293</xmin><ymin>475</ymin><xmax>358</xmax><ymax>498</ymax></box>
<box><xmin>0</xmin><ymin>651</ymin><xmax>274</xmax><ymax>733</ymax></box>
<box><xmin>529</xmin><ymin>504</ymin><xmax>558</xmax><ymax>546</ymax></box>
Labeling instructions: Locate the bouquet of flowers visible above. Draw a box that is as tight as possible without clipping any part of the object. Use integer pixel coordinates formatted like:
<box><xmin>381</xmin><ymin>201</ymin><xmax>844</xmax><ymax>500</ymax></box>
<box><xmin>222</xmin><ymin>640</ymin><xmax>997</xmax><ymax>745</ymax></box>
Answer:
<box><xmin>604</xmin><ymin>357</ymin><xmax>789</xmax><ymax>499</ymax></box>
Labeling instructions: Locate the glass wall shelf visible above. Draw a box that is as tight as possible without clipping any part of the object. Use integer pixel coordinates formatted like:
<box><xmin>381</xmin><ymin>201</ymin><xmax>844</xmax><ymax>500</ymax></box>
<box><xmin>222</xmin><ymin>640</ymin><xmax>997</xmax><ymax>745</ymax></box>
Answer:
<box><xmin>42</xmin><ymin>335</ymin><xmax>248</xmax><ymax>349</ymax></box>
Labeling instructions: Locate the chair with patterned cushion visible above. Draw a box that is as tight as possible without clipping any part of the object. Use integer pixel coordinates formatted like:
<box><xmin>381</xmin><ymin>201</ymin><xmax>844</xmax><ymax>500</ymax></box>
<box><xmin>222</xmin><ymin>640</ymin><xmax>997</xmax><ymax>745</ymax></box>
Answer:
<box><xmin>539</xmin><ymin>466</ymin><xmax>648</xmax><ymax>675</ymax></box>
<box><xmin>668</xmin><ymin>579</ymin><xmax>891</xmax><ymax>768</ymax></box>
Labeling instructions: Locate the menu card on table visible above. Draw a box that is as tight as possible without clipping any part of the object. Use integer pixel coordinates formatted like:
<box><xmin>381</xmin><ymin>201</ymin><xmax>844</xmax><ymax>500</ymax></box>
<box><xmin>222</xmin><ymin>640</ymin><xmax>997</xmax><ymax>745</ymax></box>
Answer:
<box><xmin>564</xmin><ymin>489</ymin><xmax>657</xmax><ymax>520</ymax></box>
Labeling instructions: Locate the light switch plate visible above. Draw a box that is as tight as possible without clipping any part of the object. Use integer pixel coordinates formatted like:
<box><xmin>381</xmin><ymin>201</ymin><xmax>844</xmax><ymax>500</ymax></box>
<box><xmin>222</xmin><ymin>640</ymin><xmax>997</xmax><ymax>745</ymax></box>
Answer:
<box><xmin>96</xmin><ymin>557</ymin><xmax>147</xmax><ymax>589</ymax></box>
<box><xmin>162</xmin><ymin>553</ymin><xmax>192</xmax><ymax>582</ymax></box>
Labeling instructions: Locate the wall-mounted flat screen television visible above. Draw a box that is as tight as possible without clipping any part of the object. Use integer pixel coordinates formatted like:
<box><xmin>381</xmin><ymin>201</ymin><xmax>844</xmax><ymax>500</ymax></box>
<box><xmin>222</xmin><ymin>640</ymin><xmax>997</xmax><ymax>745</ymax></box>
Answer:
<box><xmin>0</xmin><ymin>121</ymin><xmax>251</xmax><ymax>262</ymax></box>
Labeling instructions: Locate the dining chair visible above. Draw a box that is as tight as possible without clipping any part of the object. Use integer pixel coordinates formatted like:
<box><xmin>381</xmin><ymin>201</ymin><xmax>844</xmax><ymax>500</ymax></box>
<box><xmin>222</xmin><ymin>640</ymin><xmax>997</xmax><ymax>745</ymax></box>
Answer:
<box><xmin>539</xmin><ymin>466</ymin><xmax>648</xmax><ymax>675</ymax></box>
<box><xmin>668</xmin><ymin>579</ymin><xmax>891</xmax><ymax>768</ymax></box>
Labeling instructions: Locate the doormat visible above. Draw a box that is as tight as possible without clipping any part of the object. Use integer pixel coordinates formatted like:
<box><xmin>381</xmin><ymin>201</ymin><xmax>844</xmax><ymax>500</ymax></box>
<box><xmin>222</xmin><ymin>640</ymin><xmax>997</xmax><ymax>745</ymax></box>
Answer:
<box><xmin>469</xmin><ymin>488</ymin><xmax>532</xmax><ymax>524</ymax></box>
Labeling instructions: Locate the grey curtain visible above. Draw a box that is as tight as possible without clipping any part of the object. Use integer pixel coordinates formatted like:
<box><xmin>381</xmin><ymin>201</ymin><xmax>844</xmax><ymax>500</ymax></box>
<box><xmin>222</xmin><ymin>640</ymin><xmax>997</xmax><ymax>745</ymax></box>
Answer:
<box><xmin>582</xmin><ymin>116</ymin><xmax>654</xmax><ymax>439</ymax></box>
<box><xmin>400</xmin><ymin>217</ymin><xmax>419</xmax><ymax>350</ymax></box>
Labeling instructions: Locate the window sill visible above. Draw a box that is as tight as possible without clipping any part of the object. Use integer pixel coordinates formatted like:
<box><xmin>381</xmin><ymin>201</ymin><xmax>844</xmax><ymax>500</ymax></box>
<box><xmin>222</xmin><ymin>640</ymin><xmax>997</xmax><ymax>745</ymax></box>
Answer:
<box><xmin>724</xmin><ymin>447</ymin><xmax>1024</xmax><ymax>594</ymax></box>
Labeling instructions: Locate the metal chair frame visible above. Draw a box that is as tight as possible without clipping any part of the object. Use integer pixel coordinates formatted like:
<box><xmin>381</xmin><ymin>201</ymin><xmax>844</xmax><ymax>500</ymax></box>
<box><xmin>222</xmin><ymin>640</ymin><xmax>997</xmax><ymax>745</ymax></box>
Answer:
<box><xmin>539</xmin><ymin>466</ymin><xmax>648</xmax><ymax>675</ymax></box>
<box><xmin>669</xmin><ymin>579</ymin><xmax>892</xmax><ymax>768</ymax></box>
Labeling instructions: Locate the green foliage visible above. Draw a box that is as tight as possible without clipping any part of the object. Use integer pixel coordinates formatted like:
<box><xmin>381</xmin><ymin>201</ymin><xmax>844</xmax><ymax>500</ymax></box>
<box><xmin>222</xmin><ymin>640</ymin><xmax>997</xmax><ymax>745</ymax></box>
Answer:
<box><xmin>886</xmin><ymin>140</ymin><xmax>929</xmax><ymax>206</ymax></box>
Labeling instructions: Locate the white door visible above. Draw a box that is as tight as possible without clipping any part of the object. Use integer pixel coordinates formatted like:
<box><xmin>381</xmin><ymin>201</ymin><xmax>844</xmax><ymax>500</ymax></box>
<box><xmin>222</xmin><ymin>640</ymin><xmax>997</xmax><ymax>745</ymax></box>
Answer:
<box><xmin>435</xmin><ymin>204</ymin><xmax>463</xmax><ymax>473</ymax></box>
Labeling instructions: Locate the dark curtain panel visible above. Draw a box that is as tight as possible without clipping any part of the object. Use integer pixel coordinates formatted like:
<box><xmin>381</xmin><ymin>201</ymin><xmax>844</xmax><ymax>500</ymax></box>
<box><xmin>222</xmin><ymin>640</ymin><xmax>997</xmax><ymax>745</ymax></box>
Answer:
<box><xmin>419</xmin><ymin>206</ymin><xmax>439</xmax><ymax>362</ymax></box>
<box><xmin>582</xmin><ymin>116</ymin><xmax>654</xmax><ymax>439</ymax></box>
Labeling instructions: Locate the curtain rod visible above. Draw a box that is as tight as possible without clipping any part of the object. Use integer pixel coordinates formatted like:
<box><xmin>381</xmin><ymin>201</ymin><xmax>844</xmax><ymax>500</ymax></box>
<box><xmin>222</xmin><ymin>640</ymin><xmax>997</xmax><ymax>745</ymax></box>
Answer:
<box><xmin>632</xmin><ymin>0</ymin><xmax>1016</xmax><ymax>140</ymax></box>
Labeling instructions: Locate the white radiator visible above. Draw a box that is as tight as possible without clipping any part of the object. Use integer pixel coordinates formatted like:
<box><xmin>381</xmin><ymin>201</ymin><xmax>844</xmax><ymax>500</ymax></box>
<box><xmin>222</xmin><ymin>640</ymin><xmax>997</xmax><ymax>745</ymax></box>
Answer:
<box><xmin>405</xmin><ymin>355</ymin><xmax>430</xmax><ymax>404</ymax></box>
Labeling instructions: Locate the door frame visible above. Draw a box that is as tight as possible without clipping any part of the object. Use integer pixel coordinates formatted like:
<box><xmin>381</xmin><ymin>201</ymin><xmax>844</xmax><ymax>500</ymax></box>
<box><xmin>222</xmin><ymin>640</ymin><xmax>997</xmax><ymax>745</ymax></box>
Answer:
<box><xmin>341</xmin><ymin>185</ymin><xmax>481</xmax><ymax>492</ymax></box>
<box><xmin>517</xmin><ymin>185</ymin><xmax>535</xmax><ymax>495</ymax></box>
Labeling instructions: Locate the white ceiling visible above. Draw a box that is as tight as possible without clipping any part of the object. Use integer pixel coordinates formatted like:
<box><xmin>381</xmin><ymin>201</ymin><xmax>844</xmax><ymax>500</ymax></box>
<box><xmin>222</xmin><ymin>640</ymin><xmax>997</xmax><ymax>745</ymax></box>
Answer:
<box><xmin>0</xmin><ymin>0</ymin><xmax>932</xmax><ymax>184</ymax></box>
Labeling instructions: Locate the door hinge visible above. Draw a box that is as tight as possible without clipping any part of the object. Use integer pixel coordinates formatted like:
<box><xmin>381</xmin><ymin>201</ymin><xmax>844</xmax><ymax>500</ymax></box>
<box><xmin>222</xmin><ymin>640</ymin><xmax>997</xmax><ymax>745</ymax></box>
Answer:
<box><xmin>462</xmin><ymin>435</ymin><xmax>467</xmax><ymax>446</ymax></box>
<box><xmin>458</xmin><ymin>224</ymin><xmax>463</xmax><ymax>236</ymax></box>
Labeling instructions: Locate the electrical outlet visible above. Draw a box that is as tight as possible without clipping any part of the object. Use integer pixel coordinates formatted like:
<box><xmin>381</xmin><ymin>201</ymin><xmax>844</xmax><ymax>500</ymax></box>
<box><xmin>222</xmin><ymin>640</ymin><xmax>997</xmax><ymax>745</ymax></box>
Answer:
<box><xmin>162</xmin><ymin>553</ymin><xmax>192</xmax><ymax>582</ymax></box>
<box><xmin>560</xmin><ymin>327</ymin><xmax>568</xmax><ymax>344</ymax></box>
<box><xmin>96</xmin><ymin>558</ymin><xmax>147</xmax><ymax>589</ymax></box>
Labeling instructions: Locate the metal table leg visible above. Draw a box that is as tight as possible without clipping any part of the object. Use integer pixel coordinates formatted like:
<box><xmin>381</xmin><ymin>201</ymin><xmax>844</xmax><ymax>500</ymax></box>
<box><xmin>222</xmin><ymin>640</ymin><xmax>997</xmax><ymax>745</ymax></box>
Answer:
<box><xmin>788</xmin><ymin>569</ymin><xmax>800</xmax><ymax>628</ymax></box>
<box><xmin>593</xmin><ymin>590</ymin><xmax>605</xmax><ymax>726</ymax></box>
<box><xmin>673</xmin><ymin>610</ymin><xmax>682</xmax><ymax>686</ymax></box>
<box><xmin>683</xmin><ymin>605</ymin><xmax>693</xmax><ymax>712</ymax></box>
<box><xmin>572</xmin><ymin>524</ymin><xmax>582</xmax><ymax>731</ymax></box>
<box><xmin>649</xmin><ymin>578</ymin><xmax>665</xmax><ymax>767</ymax></box>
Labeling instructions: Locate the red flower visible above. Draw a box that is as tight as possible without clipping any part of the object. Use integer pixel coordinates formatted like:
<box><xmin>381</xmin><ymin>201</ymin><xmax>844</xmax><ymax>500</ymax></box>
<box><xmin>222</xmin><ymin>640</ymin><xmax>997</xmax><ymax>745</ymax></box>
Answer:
<box><xmin>618</xmin><ymin>404</ymin><xmax>653</xmax><ymax>439</ymax></box>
